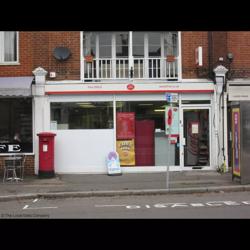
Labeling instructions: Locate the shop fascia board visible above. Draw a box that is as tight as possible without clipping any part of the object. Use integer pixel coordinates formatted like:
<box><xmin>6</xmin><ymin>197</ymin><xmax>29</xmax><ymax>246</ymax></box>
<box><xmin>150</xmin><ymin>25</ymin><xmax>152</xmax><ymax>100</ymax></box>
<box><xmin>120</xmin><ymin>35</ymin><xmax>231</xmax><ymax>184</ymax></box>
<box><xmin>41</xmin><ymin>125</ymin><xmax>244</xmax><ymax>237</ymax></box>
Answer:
<box><xmin>228</xmin><ymin>79</ymin><xmax>250</xmax><ymax>101</ymax></box>
<box><xmin>44</xmin><ymin>81</ymin><xmax>214</xmax><ymax>95</ymax></box>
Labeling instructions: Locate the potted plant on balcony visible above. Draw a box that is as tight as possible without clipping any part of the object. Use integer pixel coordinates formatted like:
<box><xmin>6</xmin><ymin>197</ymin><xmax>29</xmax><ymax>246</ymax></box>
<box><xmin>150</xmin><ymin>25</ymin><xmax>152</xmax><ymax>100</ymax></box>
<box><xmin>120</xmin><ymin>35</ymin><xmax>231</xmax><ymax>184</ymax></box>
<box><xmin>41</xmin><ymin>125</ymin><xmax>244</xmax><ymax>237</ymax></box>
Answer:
<box><xmin>166</xmin><ymin>55</ymin><xmax>175</xmax><ymax>63</ymax></box>
<box><xmin>84</xmin><ymin>54</ymin><xmax>94</xmax><ymax>63</ymax></box>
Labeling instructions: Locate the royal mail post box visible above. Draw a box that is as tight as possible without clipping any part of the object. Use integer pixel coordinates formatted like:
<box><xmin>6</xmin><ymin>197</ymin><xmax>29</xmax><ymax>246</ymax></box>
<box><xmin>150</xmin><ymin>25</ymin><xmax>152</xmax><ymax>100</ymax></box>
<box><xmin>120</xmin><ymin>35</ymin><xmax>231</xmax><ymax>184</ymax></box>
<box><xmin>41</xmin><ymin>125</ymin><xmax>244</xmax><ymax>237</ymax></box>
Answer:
<box><xmin>37</xmin><ymin>132</ymin><xmax>56</xmax><ymax>178</ymax></box>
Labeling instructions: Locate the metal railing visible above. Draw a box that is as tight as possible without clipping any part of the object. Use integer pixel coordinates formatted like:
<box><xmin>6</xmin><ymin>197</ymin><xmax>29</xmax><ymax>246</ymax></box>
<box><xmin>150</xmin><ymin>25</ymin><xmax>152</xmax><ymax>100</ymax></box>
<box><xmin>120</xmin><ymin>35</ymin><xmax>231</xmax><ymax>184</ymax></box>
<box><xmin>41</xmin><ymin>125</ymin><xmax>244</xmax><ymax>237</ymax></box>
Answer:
<box><xmin>83</xmin><ymin>57</ymin><xmax>179</xmax><ymax>81</ymax></box>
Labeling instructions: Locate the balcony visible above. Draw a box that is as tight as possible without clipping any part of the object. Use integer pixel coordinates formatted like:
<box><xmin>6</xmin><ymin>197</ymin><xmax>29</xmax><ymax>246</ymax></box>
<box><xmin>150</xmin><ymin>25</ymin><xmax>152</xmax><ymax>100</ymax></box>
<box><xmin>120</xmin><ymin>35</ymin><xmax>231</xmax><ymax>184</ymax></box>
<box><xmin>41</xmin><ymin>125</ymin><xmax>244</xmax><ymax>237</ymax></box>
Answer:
<box><xmin>83</xmin><ymin>57</ymin><xmax>179</xmax><ymax>81</ymax></box>
<box><xmin>82</xmin><ymin>31</ymin><xmax>180</xmax><ymax>82</ymax></box>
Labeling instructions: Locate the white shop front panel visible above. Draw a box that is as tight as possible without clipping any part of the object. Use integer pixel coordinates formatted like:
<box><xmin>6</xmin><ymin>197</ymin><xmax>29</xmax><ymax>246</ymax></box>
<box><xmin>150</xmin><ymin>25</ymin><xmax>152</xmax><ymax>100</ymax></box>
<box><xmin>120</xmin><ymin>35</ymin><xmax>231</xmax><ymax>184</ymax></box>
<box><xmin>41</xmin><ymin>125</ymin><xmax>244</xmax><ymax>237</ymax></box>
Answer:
<box><xmin>49</xmin><ymin>95</ymin><xmax>114</xmax><ymax>173</ymax></box>
<box><xmin>54</xmin><ymin>129</ymin><xmax>114</xmax><ymax>173</ymax></box>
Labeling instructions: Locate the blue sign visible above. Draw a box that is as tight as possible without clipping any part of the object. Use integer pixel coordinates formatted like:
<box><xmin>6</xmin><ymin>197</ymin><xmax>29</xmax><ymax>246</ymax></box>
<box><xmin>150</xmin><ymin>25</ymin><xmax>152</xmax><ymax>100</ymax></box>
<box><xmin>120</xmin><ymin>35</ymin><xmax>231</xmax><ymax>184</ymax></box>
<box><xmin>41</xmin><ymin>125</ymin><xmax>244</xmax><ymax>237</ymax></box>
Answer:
<box><xmin>165</xmin><ymin>93</ymin><xmax>179</xmax><ymax>103</ymax></box>
<box><xmin>166</xmin><ymin>93</ymin><xmax>172</xmax><ymax>102</ymax></box>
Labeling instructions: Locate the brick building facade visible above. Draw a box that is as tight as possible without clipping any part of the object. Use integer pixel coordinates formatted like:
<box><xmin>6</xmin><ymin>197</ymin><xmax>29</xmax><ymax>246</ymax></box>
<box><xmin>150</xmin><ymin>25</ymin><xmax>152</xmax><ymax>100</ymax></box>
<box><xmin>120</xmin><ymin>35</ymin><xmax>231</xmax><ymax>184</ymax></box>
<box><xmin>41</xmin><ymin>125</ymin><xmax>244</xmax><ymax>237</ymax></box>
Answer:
<box><xmin>1</xmin><ymin>31</ymin><xmax>249</xmax><ymax>176</ymax></box>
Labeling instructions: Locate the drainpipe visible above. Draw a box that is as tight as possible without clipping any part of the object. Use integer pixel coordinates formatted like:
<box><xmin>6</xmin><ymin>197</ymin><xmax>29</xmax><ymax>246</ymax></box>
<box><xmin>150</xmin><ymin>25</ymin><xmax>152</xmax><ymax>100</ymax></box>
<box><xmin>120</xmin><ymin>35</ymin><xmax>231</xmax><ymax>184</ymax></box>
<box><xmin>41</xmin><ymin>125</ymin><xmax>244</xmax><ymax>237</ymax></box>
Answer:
<box><xmin>223</xmin><ymin>83</ymin><xmax>228</xmax><ymax>171</ymax></box>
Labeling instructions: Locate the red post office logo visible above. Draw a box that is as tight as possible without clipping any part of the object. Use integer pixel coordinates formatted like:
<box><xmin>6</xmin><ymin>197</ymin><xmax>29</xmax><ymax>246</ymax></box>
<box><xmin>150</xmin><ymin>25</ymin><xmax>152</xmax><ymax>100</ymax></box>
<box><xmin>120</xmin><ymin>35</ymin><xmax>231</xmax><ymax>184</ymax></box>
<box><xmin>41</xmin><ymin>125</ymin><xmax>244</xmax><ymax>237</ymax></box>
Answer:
<box><xmin>127</xmin><ymin>84</ymin><xmax>135</xmax><ymax>90</ymax></box>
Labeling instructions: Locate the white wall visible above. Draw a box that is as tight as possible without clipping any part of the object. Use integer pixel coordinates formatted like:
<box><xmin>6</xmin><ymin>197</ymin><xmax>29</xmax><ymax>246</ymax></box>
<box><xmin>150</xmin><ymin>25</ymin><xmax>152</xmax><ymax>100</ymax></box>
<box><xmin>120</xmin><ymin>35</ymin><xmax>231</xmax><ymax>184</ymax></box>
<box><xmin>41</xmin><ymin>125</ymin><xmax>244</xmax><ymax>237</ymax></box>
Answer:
<box><xmin>53</xmin><ymin>129</ymin><xmax>114</xmax><ymax>173</ymax></box>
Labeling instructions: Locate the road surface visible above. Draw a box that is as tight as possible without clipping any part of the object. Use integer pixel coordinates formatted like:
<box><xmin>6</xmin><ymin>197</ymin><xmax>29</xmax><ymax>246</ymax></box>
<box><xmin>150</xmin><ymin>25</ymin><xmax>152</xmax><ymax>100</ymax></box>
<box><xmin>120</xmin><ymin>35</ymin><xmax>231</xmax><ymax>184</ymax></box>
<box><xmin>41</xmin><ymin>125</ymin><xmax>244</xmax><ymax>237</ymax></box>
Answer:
<box><xmin>1</xmin><ymin>191</ymin><xmax>250</xmax><ymax>218</ymax></box>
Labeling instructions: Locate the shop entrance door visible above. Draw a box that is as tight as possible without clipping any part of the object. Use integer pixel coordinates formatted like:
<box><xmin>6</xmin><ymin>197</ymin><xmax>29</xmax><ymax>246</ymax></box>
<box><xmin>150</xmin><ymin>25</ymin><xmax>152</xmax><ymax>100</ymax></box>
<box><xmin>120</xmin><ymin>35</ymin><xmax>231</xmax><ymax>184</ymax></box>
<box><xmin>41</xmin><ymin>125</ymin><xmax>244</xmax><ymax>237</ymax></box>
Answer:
<box><xmin>180</xmin><ymin>107</ymin><xmax>211</xmax><ymax>168</ymax></box>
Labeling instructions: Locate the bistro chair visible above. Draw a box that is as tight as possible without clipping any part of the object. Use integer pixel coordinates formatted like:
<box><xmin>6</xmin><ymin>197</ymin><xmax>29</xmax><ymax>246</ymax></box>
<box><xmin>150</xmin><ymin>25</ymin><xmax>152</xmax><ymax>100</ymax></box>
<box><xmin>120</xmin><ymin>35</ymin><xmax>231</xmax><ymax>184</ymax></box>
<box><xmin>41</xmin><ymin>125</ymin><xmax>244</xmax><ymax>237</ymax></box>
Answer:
<box><xmin>2</xmin><ymin>154</ymin><xmax>25</xmax><ymax>183</ymax></box>
<box><xmin>15</xmin><ymin>154</ymin><xmax>26</xmax><ymax>181</ymax></box>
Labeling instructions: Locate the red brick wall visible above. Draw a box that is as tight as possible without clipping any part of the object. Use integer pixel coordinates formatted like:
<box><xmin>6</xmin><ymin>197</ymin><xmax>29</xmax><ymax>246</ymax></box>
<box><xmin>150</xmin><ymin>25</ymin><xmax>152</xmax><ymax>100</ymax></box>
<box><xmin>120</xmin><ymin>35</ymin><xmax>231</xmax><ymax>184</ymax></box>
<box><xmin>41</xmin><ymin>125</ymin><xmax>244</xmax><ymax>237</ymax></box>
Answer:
<box><xmin>0</xmin><ymin>32</ymin><xmax>34</xmax><ymax>77</ymax></box>
<box><xmin>227</xmin><ymin>31</ymin><xmax>250</xmax><ymax>78</ymax></box>
<box><xmin>211</xmin><ymin>32</ymin><xmax>228</xmax><ymax>65</ymax></box>
<box><xmin>4</xmin><ymin>31</ymin><xmax>244</xmax><ymax>81</ymax></box>
<box><xmin>0</xmin><ymin>31</ymin><xmax>81</xmax><ymax>80</ymax></box>
<box><xmin>0</xmin><ymin>31</ymin><xmax>212</xmax><ymax>81</ymax></box>
<box><xmin>0</xmin><ymin>155</ymin><xmax>35</xmax><ymax>177</ymax></box>
<box><xmin>181</xmin><ymin>31</ymin><xmax>209</xmax><ymax>79</ymax></box>
<box><xmin>32</xmin><ymin>31</ymin><xmax>81</xmax><ymax>80</ymax></box>
<box><xmin>0</xmin><ymin>31</ymin><xmax>215</xmax><ymax>81</ymax></box>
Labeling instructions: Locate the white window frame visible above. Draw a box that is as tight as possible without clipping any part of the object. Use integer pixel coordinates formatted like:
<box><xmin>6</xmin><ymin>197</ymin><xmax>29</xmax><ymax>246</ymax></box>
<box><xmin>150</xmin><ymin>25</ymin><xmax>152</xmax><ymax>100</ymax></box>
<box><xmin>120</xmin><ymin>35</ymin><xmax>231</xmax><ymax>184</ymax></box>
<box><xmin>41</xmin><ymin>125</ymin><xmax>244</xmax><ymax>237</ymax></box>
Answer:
<box><xmin>80</xmin><ymin>31</ymin><xmax>181</xmax><ymax>81</ymax></box>
<box><xmin>0</xmin><ymin>31</ymin><xmax>19</xmax><ymax>65</ymax></box>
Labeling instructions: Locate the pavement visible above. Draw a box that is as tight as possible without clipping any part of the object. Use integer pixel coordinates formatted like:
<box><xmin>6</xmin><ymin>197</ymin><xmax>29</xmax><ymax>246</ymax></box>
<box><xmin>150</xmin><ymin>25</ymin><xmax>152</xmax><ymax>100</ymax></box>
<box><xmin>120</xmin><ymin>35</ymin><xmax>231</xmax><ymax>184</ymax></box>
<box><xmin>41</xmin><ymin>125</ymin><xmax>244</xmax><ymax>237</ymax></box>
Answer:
<box><xmin>0</xmin><ymin>168</ymin><xmax>249</xmax><ymax>201</ymax></box>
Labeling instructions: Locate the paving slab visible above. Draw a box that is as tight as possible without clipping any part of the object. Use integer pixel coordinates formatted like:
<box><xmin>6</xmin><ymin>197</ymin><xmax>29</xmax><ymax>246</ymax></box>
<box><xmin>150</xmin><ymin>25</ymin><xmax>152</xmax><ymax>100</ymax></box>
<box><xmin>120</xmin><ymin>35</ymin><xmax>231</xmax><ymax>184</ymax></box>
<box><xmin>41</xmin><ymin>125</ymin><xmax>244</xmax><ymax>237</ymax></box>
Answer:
<box><xmin>0</xmin><ymin>169</ymin><xmax>246</xmax><ymax>201</ymax></box>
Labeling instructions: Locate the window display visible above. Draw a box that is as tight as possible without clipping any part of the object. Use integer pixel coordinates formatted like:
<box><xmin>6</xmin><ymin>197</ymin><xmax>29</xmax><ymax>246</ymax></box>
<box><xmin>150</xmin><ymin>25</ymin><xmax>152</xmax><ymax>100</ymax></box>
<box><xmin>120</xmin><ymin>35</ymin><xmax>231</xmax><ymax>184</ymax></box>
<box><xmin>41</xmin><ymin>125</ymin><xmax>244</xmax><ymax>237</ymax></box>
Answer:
<box><xmin>0</xmin><ymin>98</ymin><xmax>33</xmax><ymax>153</ymax></box>
<box><xmin>116</xmin><ymin>101</ymin><xmax>180</xmax><ymax>166</ymax></box>
<box><xmin>50</xmin><ymin>102</ymin><xmax>113</xmax><ymax>130</ymax></box>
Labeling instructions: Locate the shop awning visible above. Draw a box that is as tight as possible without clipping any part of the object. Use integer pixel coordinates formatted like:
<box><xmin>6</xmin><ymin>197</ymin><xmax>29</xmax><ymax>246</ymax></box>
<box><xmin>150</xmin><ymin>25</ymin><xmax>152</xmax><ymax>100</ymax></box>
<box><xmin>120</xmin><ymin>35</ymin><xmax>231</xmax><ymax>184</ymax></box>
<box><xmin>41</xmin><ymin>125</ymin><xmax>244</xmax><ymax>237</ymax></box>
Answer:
<box><xmin>0</xmin><ymin>76</ymin><xmax>34</xmax><ymax>97</ymax></box>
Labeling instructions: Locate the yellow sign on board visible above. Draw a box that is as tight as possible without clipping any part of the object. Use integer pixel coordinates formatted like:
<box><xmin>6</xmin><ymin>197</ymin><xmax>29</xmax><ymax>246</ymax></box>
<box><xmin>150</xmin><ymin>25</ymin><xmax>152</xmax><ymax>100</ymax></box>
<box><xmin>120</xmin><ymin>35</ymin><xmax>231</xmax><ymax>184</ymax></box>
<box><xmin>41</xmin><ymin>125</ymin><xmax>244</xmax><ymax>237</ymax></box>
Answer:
<box><xmin>116</xmin><ymin>139</ymin><xmax>135</xmax><ymax>166</ymax></box>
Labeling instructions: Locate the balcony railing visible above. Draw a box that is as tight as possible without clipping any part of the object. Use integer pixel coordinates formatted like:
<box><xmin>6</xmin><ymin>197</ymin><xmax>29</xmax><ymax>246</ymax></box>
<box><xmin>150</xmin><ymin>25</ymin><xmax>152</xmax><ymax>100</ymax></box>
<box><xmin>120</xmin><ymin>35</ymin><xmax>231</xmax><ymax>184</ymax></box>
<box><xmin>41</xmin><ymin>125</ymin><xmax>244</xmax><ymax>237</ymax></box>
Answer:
<box><xmin>83</xmin><ymin>57</ymin><xmax>179</xmax><ymax>81</ymax></box>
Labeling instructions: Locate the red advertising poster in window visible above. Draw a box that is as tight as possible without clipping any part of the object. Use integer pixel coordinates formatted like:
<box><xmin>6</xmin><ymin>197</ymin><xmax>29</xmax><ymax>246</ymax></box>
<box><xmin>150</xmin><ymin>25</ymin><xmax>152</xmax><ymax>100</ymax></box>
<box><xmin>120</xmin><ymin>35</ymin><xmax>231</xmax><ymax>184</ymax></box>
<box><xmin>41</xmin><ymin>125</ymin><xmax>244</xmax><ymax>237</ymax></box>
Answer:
<box><xmin>116</xmin><ymin>112</ymin><xmax>135</xmax><ymax>139</ymax></box>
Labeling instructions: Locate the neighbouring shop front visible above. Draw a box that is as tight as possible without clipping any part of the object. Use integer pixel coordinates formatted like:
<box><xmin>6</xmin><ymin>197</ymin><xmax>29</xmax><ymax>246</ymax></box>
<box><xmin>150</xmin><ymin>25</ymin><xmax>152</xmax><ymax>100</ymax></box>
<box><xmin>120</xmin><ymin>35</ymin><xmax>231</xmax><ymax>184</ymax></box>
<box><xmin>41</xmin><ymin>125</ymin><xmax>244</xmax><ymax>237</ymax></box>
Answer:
<box><xmin>0</xmin><ymin>77</ymin><xmax>34</xmax><ymax>174</ymax></box>
<box><xmin>0</xmin><ymin>77</ymin><xmax>33</xmax><ymax>154</ymax></box>
<box><xmin>228</xmin><ymin>81</ymin><xmax>250</xmax><ymax>184</ymax></box>
<box><xmin>0</xmin><ymin>98</ymin><xmax>33</xmax><ymax>153</ymax></box>
<box><xmin>34</xmin><ymin>81</ymin><xmax>217</xmax><ymax>174</ymax></box>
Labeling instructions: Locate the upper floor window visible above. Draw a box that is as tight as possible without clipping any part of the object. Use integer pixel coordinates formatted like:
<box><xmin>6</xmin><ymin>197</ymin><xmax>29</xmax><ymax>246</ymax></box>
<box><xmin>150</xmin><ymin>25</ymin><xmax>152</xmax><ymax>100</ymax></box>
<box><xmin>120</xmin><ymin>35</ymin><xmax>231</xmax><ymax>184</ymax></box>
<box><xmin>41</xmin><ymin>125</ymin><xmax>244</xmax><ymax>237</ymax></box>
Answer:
<box><xmin>133</xmin><ymin>32</ymin><xmax>144</xmax><ymax>57</ymax></box>
<box><xmin>116</xmin><ymin>32</ymin><xmax>129</xmax><ymax>57</ymax></box>
<box><xmin>82</xmin><ymin>31</ymin><xmax>179</xmax><ymax>80</ymax></box>
<box><xmin>83</xmin><ymin>32</ymin><xmax>178</xmax><ymax>59</ymax></box>
<box><xmin>148</xmin><ymin>32</ymin><xmax>161</xmax><ymax>57</ymax></box>
<box><xmin>0</xmin><ymin>31</ymin><xmax>18</xmax><ymax>63</ymax></box>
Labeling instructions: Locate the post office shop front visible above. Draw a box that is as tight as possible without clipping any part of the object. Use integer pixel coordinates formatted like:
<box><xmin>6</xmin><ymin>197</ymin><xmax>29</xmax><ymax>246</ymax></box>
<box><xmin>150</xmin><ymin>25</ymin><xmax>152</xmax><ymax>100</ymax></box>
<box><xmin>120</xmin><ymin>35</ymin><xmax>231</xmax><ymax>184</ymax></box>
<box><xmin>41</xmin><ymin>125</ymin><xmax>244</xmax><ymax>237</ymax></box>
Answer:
<box><xmin>39</xmin><ymin>81</ymin><xmax>216</xmax><ymax>174</ymax></box>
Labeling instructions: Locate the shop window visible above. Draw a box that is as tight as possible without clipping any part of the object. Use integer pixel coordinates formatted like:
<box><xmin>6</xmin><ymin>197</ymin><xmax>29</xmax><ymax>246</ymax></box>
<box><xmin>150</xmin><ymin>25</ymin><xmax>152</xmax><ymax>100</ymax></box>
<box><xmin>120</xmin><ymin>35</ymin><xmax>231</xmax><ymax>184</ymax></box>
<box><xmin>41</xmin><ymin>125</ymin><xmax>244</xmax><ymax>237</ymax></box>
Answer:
<box><xmin>0</xmin><ymin>31</ymin><xmax>18</xmax><ymax>63</ymax></box>
<box><xmin>50</xmin><ymin>102</ymin><xmax>113</xmax><ymax>130</ymax></box>
<box><xmin>0</xmin><ymin>98</ymin><xmax>33</xmax><ymax>153</ymax></box>
<box><xmin>116</xmin><ymin>101</ymin><xmax>180</xmax><ymax>167</ymax></box>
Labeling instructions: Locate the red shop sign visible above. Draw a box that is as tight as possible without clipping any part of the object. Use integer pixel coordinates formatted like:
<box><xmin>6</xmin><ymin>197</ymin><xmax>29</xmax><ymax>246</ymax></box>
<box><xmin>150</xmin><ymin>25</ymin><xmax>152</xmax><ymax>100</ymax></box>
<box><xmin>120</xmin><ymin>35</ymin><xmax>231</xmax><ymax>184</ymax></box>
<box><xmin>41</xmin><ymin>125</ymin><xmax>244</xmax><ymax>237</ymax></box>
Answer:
<box><xmin>127</xmin><ymin>84</ymin><xmax>135</xmax><ymax>90</ymax></box>
<box><xmin>116</xmin><ymin>112</ymin><xmax>135</xmax><ymax>139</ymax></box>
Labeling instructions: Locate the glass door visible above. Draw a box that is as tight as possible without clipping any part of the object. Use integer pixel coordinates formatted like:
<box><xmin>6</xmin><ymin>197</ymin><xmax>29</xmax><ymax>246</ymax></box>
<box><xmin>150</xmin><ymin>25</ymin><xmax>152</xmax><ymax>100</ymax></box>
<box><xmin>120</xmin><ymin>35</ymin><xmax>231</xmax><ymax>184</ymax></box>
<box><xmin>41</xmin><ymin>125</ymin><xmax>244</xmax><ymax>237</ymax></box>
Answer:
<box><xmin>180</xmin><ymin>107</ymin><xmax>211</xmax><ymax>168</ymax></box>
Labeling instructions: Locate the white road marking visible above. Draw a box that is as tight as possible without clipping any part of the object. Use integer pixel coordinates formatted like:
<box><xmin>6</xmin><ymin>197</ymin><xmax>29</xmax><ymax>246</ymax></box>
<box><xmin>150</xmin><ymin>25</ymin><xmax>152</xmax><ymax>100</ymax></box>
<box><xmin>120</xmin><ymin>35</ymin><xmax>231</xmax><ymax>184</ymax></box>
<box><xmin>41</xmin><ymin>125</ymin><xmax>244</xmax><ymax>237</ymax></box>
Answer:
<box><xmin>206</xmin><ymin>201</ymin><xmax>225</xmax><ymax>206</ymax></box>
<box><xmin>126</xmin><ymin>205</ymin><xmax>141</xmax><ymax>209</ymax></box>
<box><xmin>95</xmin><ymin>200</ymin><xmax>250</xmax><ymax>210</ymax></box>
<box><xmin>23</xmin><ymin>206</ymin><xmax>58</xmax><ymax>210</ymax></box>
<box><xmin>95</xmin><ymin>204</ymin><xmax>127</xmax><ymax>207</ymax></box>
<box><xmin>23</xmin><ymin>199</ymin><xmax>57</xmax><ymax>210</ymax></box>
<box><xmin>190</xmin><ymin>203</ymin><xmax>205</xmax><ymax>207</ymax></box>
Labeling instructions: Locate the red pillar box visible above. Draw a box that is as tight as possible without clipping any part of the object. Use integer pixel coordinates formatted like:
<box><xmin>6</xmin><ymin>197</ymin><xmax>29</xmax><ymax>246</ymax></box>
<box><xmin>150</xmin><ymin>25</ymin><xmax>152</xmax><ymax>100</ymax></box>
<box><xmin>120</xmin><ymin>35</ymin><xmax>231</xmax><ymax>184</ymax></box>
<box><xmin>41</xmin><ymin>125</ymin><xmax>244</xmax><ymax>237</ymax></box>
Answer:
<box><xmin>37</xmin><ymin>132</ymin><xmax>56</xmax><ymax>178</ymax></box>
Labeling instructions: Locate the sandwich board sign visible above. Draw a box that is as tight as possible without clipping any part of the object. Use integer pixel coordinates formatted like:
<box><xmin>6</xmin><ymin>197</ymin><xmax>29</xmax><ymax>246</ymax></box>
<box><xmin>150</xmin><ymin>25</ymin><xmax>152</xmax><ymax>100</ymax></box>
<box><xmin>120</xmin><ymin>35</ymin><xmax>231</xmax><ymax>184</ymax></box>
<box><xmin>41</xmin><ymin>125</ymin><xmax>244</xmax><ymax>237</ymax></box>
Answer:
<box><xmin>106</xmin><ymin>151</ymin><xmax>122</xmax><ymax>176</ymax></box>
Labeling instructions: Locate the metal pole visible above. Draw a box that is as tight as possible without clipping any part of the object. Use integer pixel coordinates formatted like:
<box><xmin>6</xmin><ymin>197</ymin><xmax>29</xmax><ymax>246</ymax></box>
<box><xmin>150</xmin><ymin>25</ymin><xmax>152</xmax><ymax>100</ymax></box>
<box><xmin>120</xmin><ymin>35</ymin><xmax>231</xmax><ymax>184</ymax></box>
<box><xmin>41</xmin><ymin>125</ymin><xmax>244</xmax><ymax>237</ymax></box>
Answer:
<box><xmin>166</xmin><ymin>102</ymin><xmax>172</xmax><ymax>190</ymax></box>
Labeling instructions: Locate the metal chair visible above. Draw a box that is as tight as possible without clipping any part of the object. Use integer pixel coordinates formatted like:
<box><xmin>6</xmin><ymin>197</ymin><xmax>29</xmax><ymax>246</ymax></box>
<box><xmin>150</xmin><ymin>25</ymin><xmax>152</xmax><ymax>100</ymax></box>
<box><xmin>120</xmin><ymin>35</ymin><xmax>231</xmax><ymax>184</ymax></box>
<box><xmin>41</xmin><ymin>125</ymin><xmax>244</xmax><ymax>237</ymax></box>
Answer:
<box><xmin>16</xmin><ymin>154</ymin><xmax>26</xmax><ymax>181</ymax></box>
<box><xmin>3</xmin><ymin>154</ymin><xmax>25</xmax><ymax>183</ymax></box>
